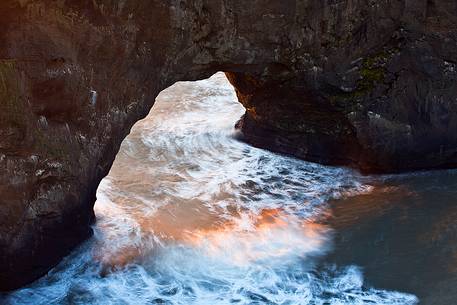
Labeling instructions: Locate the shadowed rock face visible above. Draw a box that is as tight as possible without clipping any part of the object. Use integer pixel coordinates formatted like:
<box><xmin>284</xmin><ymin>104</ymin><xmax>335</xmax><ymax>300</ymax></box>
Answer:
<box><xmin>0</xmin><ymin>0</ymin><xmax>456</xmax><ymax>291</ymax></box>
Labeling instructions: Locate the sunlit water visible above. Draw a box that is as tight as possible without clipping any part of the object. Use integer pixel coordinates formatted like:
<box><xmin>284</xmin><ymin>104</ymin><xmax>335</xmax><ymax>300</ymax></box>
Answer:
<box><xmin>3</xmin><ymin>73</ymin><xmax>420</xmax><ymax>304</ymax></box>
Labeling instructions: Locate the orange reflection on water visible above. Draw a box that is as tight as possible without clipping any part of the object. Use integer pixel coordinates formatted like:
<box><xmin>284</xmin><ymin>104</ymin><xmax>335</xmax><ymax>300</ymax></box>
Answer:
<box><xmin>94</xmin><ymin>207</ymin><xmax>328</xmax><ymax>271</ymax></box>
<box><xmin>93</xmin><ymin>199</ymin><xmax>223</xmax><ymax>271</ymax></box>
<box><xmin>182</xmin><ymin>208</ymin><xmax>328</xmax><ymax>265</ymax></box>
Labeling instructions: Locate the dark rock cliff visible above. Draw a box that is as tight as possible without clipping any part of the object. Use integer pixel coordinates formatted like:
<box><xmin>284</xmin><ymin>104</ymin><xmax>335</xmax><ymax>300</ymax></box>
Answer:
<box><xmin>0</xmin><ymin>0</ymin><xmax>456</xmax><ymax>291</ymax></box>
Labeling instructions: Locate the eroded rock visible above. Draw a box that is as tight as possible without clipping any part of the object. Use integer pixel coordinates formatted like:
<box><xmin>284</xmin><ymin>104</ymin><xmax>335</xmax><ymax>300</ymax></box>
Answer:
<box><xmin>0</xmin><ymin>0</ymin><xmax>456</xmax><ymax>291</ymax></box>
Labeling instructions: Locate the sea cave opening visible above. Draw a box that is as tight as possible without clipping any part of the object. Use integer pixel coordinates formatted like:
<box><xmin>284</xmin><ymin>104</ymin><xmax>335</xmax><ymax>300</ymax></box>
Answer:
<box><xmin>4</xmin><ymin>72</ymin><xmax>427</xmax><ymax>305</ymax></box>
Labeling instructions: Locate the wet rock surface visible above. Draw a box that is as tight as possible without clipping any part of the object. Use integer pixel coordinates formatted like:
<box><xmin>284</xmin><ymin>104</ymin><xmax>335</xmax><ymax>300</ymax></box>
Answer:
<box><xmin>0</xmin><ymin>0</ymin><xmax>456</xmax><ymax>291</ymax></box>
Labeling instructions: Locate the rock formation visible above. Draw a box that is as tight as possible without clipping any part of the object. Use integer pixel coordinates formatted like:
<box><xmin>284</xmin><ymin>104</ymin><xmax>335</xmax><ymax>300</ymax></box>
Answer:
<box><xmin>0</xmin><ymin>0</ymin><xmax>456</xmax><ymax>291</ymax></box>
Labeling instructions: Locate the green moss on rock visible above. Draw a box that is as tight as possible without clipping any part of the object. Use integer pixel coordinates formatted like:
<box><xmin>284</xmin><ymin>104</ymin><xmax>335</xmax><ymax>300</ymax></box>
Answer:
<box><xmin>0</xmin><ymin>60</ymin><xmax>26</xmax><ymax>129</ymax></box>
<box><xmin>357</xmin><ymin>51</ymin><xmax>388</xmax><ymax>93</ymax></box>
<box><xmin>329</xmin><ymin>48</ymin><xmax>399</xmax><ymax>109</ymax></box>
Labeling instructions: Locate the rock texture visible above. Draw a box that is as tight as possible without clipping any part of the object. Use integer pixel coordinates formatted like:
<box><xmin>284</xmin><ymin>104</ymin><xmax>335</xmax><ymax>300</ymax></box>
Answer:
<box><xmin>0</xmin><ymin>0</ymin><xmax>456</xmax><ymax>291</ymax></box>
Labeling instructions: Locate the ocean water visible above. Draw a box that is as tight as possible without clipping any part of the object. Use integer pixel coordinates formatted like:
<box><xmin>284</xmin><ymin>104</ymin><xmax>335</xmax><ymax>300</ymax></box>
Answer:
<box><xmin>2</xmin><ymin>73</ymin><xmax>419</xmax><ymax>305</ymax></box>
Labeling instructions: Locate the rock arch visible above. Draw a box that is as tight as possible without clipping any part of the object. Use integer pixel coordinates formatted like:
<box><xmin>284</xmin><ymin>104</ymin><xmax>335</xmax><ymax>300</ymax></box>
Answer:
<box><xmin>1</xmin><ymin>0</ymin><xmax>457</xmax><ymax>291</ymax></box>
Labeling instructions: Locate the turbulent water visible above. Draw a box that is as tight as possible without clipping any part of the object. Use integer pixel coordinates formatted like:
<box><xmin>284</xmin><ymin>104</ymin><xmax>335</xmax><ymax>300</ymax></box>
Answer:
<box><xmin>3</xmin><ymin>73</ymin><xmax>420</xmax><ymax>305</ymax></box>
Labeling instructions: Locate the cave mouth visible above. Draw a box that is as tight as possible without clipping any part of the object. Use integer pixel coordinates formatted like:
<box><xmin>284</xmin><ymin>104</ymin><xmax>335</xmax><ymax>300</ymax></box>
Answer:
<box><xmin>93</xmin><ymin>72</ymin><xmax>246</xmax><ymax>253</ymax></box>
<box><xmin>3</xmin><ymin>72</ymin><xmax>421</xmax><ymax>304</ymax></box>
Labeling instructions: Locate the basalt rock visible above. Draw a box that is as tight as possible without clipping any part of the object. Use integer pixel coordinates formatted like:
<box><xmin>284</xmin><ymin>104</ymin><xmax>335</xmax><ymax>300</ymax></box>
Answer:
<box><xmin>0</xmin><ymin>0</ymin><xmax>457</xmax><ymax>291</ymax></box>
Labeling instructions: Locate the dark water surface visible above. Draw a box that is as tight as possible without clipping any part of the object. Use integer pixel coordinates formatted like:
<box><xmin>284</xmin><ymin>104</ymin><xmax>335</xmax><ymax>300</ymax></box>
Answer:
<box><xmin>323</xmin><ymin>170</ymin><xmax>457</xmax><ymax>305</ymax></box>
<box><xmin>3</xmin><ymin>73</ymin><xmax>455</xmax><ymax>304</ymax></box>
